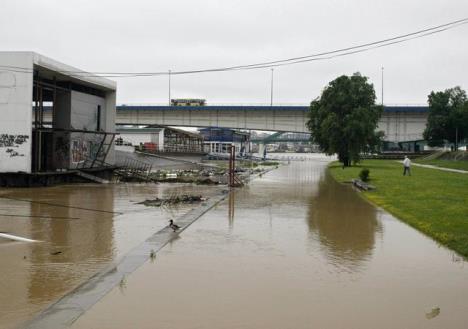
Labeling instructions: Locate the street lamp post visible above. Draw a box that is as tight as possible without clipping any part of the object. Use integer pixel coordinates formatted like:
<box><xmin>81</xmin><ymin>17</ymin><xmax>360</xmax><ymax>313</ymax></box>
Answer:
<box><xmin>270</xmin><ymin>68</ymin><xmax>274</xmax><ymax>106</ymax></box>
<box><xmin>381</xmin><ymin>66</ymin><xmax>384</xmax><ymax>106</ymax></box>
<box><xmin>168</xmin><ymin>69</ymin><xmax>172</xmax><ymax>106</ymax></box>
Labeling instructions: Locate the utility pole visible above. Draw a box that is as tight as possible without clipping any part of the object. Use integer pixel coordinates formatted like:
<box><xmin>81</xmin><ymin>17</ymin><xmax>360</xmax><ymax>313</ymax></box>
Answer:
<box><xmin>168</xmin><ymin>69</ymin><xmax>172</xmax><ymax>106</ymax></box>
<box><xmin>381</xmin><ymin>66</ymin><xmax>384</xmax><ymax>106</ymax></box>
<box><xmin>270</xmin><ymin>68</ymin><xmax>274</xmax><ymax>106</ymax></box>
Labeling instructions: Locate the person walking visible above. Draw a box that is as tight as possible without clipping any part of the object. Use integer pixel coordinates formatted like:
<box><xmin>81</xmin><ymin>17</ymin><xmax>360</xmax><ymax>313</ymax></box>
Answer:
<box><xmin>403</xmin><ymin>155</ymin><xmax>411</xmax><ymax>176</ymax></box>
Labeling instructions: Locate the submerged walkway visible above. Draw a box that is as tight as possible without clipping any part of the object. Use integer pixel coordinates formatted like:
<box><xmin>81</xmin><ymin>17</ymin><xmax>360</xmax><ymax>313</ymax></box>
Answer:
<box><xmin>411</xmin><ymin>162</ymin><xmax>468</xmax><ymax>174</ymax></box>
<box><xmin>23</xmin><ymin>190</ymin><xmax>230</xmax><ymax>329</ymax></box>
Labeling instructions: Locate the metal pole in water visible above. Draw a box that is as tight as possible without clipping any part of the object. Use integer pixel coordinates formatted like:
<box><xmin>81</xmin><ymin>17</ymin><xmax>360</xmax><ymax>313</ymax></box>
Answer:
<box><xmin>228</xmin><ymin>145</ymin><xmax>236</xmax><ymax>187</ymax></box>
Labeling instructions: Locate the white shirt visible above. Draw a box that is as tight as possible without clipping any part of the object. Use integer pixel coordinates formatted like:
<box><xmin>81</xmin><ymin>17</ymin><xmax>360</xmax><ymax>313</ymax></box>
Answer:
<box><xmin>403</xmin><ymin>157</ymin><xmax>411</xmax><ymax>167</ymax></box>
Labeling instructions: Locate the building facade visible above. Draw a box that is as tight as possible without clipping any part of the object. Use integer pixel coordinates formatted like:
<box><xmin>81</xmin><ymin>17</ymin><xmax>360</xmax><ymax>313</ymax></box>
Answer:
<box><xmin>117</xmin><ymin>127</ymin><xmax>204</xmax><ymax>154</ymax></box>
<box><xmin>0</xmin><ymin>52</ymin><xmax>116</xmax><ymax>174</ymax></box>
<box><xmin>199</xmin><ymin>128</ymin><xmax>250</xmax><ymax>156</ymax></box>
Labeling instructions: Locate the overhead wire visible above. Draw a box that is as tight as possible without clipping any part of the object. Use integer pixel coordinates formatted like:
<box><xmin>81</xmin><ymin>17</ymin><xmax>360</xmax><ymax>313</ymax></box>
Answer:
<box><xmin>0</xmin><ymin>17</ymin><xmax>466</xmax><ymax>78</ymax></box>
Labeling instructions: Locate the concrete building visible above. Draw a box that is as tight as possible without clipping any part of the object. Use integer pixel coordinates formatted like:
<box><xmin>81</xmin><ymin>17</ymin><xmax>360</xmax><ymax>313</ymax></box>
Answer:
<box><xmin>116</xmin><ymin>127</ymin><xmax>165</xmax><ymax>149</ymax></box>
<box><xmin>199</xmin><ymin>128</ymin><xmax>250</xmax><ymax>156</ymax></box>
<box><xmin>116</xmin><ymin>126</ymin><xmax>204</xmax><ymax>154</ymax></box>
<box><xmin>0</xmin><ymin>52</ymin><xmax>116</xmax><ymax>184</ymax></box>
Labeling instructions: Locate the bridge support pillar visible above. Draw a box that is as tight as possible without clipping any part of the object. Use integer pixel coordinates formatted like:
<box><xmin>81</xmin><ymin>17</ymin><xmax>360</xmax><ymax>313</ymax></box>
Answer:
<box><xmin>259</xmin><ymin>143</ymin><xmax>266</xmax><ymax>160</ymax></box>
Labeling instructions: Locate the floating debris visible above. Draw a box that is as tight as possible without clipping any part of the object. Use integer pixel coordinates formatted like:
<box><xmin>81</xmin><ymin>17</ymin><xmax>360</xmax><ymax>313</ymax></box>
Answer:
<box><xmin>425</xmin><ymin>307</ymin><xmax>441</xmax><ymax>319</ymax></box>
<box><xmin>119</xmin><ymin>275</ymin><xmax>127</xmax><ymax>291</ymax></box>
<box><xmin>137</xmin><ymin>194</ymin><xmax>207</xmax><ymax>207</ymax></box>
<box><xmin>50</xmin><ymin>251</ymin><xmax>62</xmax><ymax>255</ymax></box>
<box><xmin>351</xmin><ymin>179</ymin><xmax>376</xmax><ymax>191</ymax></box>
<box><xmin>150</xmin><ymin>249</ymin><xmax>156</xmax><ymax>261</ymax></box>
<box><xmin>0</xmin><ymin>232</ymin><xmax>40</xmax><ymax>243</ymax></box>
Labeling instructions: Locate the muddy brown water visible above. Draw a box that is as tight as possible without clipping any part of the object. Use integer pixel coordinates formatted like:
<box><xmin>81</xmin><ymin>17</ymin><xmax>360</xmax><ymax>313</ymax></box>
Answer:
<box><xmin>2</xmin><ymin>154</ymin><xmax>468</xmax><ymax>329</ymax></box>
<box><xmin>0</xmin><ymin>183</ymin><xmax>221</xmax><ymax>329</ymax></box>
<box><xmin>68</xmin><ymin>155</ymin><xmax>468</xmax><ymax>329</ymax></box>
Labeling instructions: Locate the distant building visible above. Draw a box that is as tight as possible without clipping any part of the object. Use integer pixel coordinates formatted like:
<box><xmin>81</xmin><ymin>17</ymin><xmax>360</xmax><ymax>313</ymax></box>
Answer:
<box><xmin>199</xmin><ymin>128</ymin><xmax>250</xmax><ymax>156</ymax></box>
<box><xmin>116</xmin><ymin>126</ymin><xmax>204</xmax><ymax>154</ymax></box>
<box><xmin>0</xmin><ymin>52</ymin><xmax>116</xmax><ymax>184</ymax></box>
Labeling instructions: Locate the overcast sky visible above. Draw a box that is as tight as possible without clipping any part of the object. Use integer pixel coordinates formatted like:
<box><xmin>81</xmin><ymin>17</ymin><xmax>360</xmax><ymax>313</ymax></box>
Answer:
<box><xmin>1</xmin><ymin>0</ymin><xmax>467</xmax><ymax>105</ymax></box>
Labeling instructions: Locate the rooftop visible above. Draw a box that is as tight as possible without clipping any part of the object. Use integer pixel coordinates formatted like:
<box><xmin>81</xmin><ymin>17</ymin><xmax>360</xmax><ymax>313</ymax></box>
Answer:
<box><xmin>1</xmin><ymin>51</ymin><xmax>116</xmax><ymax>91</ymax></box>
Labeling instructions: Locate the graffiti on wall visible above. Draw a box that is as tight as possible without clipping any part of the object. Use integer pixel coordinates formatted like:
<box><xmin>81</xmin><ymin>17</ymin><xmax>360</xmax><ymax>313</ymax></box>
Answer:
<box><xmin>71</xmin><ymin>134</ymin><xmax>106</xmax><ymax>164</ymax></box>
<box><xmin>0</xmin><ymin>134</ymin><xmax>29</xmax><ymax>157</ymax></box>
<box><xmin>71</xmin><ymin>139</ymin><xmax>89</xmax><ymax>163</ymax></box>
<box><xmin>89</xmin><ymin>135</ymin><xmax>106</xmax><ymax>160</ymax></box>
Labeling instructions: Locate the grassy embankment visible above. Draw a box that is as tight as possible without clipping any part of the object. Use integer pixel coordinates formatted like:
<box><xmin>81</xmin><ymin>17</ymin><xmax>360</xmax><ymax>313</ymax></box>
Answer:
<box><xmin>414</xmin><ymin>151</ymin><xmax>468</xmax><ymax>171</ymax></box>
<box><xmin>329</xmin><ymin>160</ymin><xmax>468</xmax><ymax>257</ymax></box>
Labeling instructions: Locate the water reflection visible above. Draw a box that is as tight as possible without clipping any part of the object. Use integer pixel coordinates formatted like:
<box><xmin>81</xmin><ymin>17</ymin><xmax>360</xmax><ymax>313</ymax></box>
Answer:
<box><xmin>0</xmin><ymin>182</ymin><xmax>222</xmax><ymax>329</ymax></box>
<box><xmin>228</xmin><ymin>191</ymin><xmax>235</xmax><ymax>229</ymax></box>
<box><xmin>0</xmin><ymin>185</ymin><xmax>115</xmax><ymax>328</ymax></box>
<box><xmin>27</xmin><ymin>186</ymin><xmax>115</xmax><ymax>304</ymax></box>
<box><xmin>307</xmin><ymin>173</ymin><xmax>383</xmax><ymax>272</ymax></box>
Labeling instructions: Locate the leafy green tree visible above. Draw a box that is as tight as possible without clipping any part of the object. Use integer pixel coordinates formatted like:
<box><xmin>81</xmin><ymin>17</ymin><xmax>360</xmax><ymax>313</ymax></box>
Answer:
<box><xmin>307</xmin><ymin>73</ymin><xmax>383</xmax><ymax>167</ymax></box>
<box><xmin>423</xmin><ymin>87</ymin><xmax>468</xmax><ymax>148</ymax></box>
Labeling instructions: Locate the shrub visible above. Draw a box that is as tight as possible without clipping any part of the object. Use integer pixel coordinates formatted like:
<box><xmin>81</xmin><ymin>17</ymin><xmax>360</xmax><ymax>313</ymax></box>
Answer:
<box><xmin>359</xmin><ymin>168</ymin><xmax>370</xmax><ymax>182</ymax></box>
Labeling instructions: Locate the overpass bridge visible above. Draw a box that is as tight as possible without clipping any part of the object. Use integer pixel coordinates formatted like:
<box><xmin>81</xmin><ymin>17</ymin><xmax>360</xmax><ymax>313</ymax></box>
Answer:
<box><xmin>115</xmin><ymin>104</ymin><xmax>429</xmax><ymax>142</ymax></box>
<box><xmin>116</xmin><ymin>105</ymin><xmax>309</xmax><ymax>133</ymax></box>
<box><xmin>44</xmin><ymin>104</ymin><xmax>429</xmax><ymax>143</ymax></box>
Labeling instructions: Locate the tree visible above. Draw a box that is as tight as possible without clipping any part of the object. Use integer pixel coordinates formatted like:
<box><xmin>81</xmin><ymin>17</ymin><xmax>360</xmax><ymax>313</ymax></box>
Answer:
<box><xmin>307</xmin><ymin>73</ymin><xmax>383</xmax><ymax>167</ymax></box>
<box><xmin>423</xmin><ymin>87</ymin><xmax>468</xmax><ymax>149</ymax></box>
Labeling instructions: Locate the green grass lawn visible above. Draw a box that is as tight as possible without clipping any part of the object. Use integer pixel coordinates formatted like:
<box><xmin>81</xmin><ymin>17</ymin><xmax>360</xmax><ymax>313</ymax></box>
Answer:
<box><xmin>329</xmin><ymin>160</ymin><xmax>468</xmax><ymax>257</ymax></box>
<box><xmin>414</xmin><ymin>158</ymin><xmax>468</xmax><ymax>171</ymax></box>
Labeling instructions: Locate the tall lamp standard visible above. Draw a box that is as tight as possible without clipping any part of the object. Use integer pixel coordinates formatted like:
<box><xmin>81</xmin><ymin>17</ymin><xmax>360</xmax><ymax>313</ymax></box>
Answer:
<box><xmin>168</xmin><ymin>69</ymin><xmax>172</xmax><ymax>106</ymax></box>
<box><xmin>270</xmin><ymin>68</ymin><xmax>274</xmax><ymax>106</ymax></box>
<box><xmin>381</xmin><ymin>66</ymin><xmax>384</xmax><ymax>106</ymax></box>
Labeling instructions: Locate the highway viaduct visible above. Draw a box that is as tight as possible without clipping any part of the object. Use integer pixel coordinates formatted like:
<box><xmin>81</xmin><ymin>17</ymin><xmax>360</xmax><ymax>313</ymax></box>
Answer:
<box><xmin>114</xmin><ymin>105</ymin><xmax>429</xmax><ymax>142</ymax></box>
<box><xmin>43</xmin><ymin>104</ymin><xmax>429</xmax><ymax>142</ymax></box>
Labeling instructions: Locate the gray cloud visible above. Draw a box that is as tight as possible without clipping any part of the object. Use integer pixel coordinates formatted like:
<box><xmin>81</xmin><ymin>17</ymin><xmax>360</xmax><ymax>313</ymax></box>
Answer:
<box><xmin>1</xmin><ymin>0</ymin><xmax>467</xmax><ymax>105</ymax></box>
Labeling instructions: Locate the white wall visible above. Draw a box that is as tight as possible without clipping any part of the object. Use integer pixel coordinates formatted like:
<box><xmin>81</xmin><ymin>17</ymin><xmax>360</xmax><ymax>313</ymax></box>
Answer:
<box><xmin>71</xmin><ymin>91</ymin><xmax>106</xmax><ymax>131</ymax></box>
<box><xmin>104</xmin><ymin>91</ymin><xmax>116</xmax><ymax>164</ymax></box>
<box><xmin>158</xmin><ymin>128</ymin><xmax>165</xmax><ymax>151</ymax></box>
<box><xmin>378</xmin><ymin>112</ymin><xmax>428</xmax><ymax>142</ymax></box>
<box><xmin>0</xmin><ymin>52</ymin><xmax>33</xmax><ymax>173</ymax></box>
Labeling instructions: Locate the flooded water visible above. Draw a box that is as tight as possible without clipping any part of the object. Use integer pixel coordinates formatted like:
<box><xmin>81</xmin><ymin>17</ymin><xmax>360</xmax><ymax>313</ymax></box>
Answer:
<box><xmin>0</xmin><ymin>183</ymin><xmax>222</xmax><ymax>329</ymax></box>
<box><xmin>62</xmin><ymin>154</ymin><xmax>468</xmax><ymax>329</ymax></box>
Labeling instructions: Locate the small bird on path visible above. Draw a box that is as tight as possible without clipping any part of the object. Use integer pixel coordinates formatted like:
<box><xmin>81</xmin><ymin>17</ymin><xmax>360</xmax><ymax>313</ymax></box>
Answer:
<box><xmin>169</xmin><ymin>220</ymin><xmax>180</xmax><ymax>232</ymax></box>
